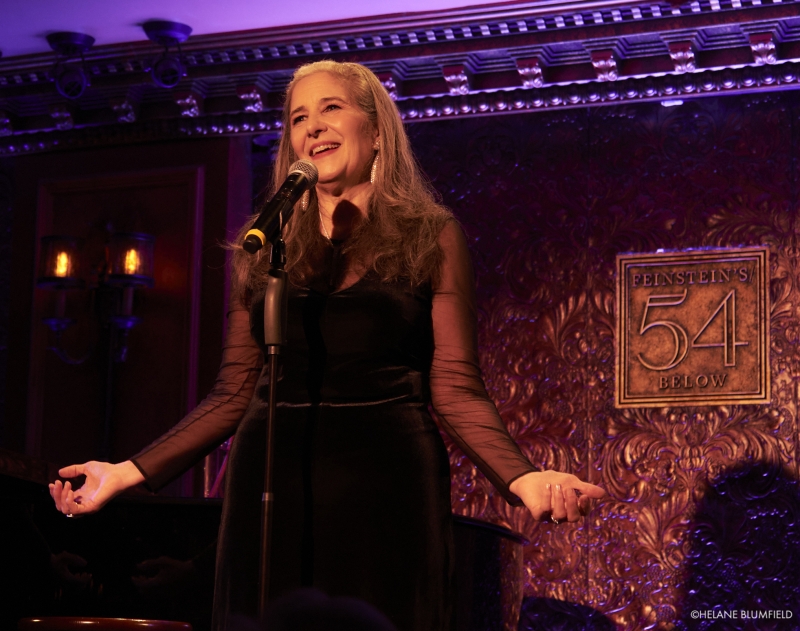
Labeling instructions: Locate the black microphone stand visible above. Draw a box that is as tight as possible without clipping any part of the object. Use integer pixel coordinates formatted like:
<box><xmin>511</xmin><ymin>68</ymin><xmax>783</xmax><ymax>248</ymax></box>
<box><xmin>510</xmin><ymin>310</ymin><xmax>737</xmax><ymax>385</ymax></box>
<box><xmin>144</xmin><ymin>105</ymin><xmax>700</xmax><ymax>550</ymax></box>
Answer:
<box><xmin>258</xmin><ymin>236</ymin><xmax>289</xmax><ymax>618</ymax></box>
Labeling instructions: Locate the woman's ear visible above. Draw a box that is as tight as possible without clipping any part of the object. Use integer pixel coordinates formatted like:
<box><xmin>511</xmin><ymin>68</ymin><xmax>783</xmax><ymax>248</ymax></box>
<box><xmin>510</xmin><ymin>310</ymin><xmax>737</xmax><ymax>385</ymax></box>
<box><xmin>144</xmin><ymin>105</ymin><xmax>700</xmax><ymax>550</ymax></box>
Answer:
<box><xmin>371</xmin><ymin>121</ymin><xmax>380</xmax><ymax>149</ymax></box>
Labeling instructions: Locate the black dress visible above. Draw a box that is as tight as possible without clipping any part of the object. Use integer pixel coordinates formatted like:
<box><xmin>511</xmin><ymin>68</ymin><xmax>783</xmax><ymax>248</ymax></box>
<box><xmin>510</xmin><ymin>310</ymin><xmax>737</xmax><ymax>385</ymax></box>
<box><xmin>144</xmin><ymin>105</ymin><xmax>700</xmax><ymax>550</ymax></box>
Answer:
<box><xmin>131</xmin><ymin>222</ymin><xmax>536</xmax><ymax>631</ymax></box>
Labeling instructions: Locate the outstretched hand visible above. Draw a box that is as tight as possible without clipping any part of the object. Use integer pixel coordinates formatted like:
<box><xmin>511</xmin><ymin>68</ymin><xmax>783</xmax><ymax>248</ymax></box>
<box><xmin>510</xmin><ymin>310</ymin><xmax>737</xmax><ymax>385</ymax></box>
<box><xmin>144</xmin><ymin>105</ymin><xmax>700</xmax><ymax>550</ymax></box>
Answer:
<box><xmin>509</xmin><ymin>470</ymin><xmax>606</xmax><ymax>524</ymax></box>
<box><xmin>49</xmin><ymin>460</ymin><xmax>145</xmax><ymax>517</ymax></box>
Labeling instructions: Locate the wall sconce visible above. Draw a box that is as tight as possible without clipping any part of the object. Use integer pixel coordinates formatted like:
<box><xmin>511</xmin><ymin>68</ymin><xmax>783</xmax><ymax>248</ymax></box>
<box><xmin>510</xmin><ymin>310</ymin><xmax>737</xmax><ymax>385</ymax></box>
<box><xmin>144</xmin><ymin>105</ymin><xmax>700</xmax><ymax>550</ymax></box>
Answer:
<box><xmin>37</xmin><ymin>232</ymin><xmax>155</xmax><ymax>364</ymax></box>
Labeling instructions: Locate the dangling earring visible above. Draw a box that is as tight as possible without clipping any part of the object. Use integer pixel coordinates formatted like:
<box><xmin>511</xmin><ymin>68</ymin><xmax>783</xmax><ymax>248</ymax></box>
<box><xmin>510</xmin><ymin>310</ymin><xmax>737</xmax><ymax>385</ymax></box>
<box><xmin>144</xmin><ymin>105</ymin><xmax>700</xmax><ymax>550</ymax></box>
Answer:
<box><xmin>370</xmin><ymin>152</ymin><xmax>379</xmax><ymax>185</ymax></box>
<box><xmin>370</xmin><ymin>139</ymin><xmax>380</xmax><ymax>185</ymax></box>
<box><xmin>300</xmin><ymin>189</ymin><xmax>310</xmax><ymax>211</ymax></box>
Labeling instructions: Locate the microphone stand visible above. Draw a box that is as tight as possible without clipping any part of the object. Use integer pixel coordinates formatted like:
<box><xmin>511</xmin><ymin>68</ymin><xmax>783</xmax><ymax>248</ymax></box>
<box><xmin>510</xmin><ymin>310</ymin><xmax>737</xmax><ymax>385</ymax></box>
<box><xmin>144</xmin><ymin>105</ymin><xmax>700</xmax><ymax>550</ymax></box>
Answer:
<box><xmin>258</xmin><ymin>236</ymin><xmax>288</xmax><ymax>618</ymax></box>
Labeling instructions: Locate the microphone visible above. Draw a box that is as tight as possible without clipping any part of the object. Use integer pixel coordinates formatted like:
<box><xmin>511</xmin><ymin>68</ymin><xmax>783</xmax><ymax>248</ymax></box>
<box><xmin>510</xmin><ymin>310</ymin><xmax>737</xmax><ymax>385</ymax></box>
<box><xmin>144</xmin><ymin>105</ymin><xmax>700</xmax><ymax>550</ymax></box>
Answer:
<box><xmin>243</xmin><ymin>160</ymin><xmax>319</xmax><ymax>254</ymax></box>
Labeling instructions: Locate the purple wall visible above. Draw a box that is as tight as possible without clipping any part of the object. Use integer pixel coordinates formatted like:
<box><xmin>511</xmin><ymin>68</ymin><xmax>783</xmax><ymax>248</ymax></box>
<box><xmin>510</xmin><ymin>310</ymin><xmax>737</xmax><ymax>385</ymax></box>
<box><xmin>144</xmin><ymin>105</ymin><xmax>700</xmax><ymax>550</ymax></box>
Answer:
<box><xmin>408</xmin><ymin>91</ymin><xmax>800</xmax><ymax>628</ymax></box>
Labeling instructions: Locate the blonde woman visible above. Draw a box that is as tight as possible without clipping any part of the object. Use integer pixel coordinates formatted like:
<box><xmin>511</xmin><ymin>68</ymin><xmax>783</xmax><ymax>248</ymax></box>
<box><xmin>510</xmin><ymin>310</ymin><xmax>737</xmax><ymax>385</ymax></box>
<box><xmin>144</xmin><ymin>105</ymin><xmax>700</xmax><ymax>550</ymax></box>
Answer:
<box><xmin>51</xmin><ymin>61</ymin><xmax>605</xmax><ymax>630</ymax></box>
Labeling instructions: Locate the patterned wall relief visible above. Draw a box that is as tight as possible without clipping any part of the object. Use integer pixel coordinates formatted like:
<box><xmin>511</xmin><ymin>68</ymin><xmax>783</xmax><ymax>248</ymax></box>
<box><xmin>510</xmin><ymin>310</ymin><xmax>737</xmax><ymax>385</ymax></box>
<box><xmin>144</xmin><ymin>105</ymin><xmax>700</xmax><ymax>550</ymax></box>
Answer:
<box><xmin>411</xmin><ymin>109</ymin><xmax>600</xmax><ymax>606</ymax></box>
<box><xmin>409</xmin><ymin>91</ymin><xmax>800</xmax><ymax>630</ymax></box>
<box><xmin>589</xmin><ymin>97</ymin><xmax>796</xmax><ymax>631</ymax></box>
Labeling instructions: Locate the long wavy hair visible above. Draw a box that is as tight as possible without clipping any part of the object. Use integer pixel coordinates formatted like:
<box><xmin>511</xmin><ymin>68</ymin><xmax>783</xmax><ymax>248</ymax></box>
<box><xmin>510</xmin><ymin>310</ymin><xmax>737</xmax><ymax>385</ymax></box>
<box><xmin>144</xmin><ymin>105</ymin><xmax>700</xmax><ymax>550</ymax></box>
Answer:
<box><xmin>231</xmin><ymin>61</ymin><xmax>451</xmax><ymax>303</ymax></box>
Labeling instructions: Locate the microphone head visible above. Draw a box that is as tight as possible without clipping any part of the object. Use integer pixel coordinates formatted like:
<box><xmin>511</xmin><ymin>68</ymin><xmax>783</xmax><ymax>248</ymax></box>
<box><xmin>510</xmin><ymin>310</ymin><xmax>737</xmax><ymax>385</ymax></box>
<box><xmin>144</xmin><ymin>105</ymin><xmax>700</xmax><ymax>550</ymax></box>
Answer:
<box><xmin>289</xmin><ymin>160</ymin><xmax>319</xmax><ymax>188</ymax></box>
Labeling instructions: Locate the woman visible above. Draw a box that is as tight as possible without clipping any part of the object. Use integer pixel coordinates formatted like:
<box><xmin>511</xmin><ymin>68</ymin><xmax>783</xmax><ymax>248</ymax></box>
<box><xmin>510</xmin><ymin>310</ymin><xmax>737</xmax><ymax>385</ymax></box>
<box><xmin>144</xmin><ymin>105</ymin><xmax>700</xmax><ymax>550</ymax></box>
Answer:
<box><xmin>50</xmin><ymin>61</ymin><xmax>605</xmax><ymax>630</ymax></box>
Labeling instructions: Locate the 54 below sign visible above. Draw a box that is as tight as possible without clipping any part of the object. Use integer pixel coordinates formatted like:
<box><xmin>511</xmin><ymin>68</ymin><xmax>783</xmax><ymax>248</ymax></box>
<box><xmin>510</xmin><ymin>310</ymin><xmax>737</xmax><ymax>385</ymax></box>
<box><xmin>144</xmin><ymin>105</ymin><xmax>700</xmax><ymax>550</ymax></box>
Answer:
<box><xmin>616</xmin><ymin>247</ymin><xmax>769</xmax><ymax>408</ymax></box>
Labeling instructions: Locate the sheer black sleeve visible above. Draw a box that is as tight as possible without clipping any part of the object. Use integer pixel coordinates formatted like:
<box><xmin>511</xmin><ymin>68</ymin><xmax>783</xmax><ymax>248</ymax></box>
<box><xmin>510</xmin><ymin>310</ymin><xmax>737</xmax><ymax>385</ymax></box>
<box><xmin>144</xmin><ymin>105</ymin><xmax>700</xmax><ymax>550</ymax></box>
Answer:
<box><xmin>130</xmin><ymin>292</ymin><xmax>263</xmax><ymax>492</ymax></box>
<box><xmin>430</xmin><ymin>221</ymin><xmax>536</xmax><ymax>506</ymax></box>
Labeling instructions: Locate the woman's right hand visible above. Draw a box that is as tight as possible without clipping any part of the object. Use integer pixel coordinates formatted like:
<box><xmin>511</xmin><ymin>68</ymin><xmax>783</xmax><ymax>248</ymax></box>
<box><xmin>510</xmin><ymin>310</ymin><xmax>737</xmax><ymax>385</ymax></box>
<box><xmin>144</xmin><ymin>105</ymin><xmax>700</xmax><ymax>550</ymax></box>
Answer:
<box><xmin>49</xmin><ymin>460</ymin><xmax>145</xmax><ymax>517</ymax></box>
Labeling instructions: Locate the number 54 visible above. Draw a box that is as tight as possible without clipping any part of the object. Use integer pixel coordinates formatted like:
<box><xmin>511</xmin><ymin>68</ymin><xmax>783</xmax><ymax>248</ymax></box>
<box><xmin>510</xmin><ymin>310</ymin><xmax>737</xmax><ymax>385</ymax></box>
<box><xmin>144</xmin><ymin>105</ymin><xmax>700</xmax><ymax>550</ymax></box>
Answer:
<box><xmin>637</xmin><ymin>289</ymin><xmax>746</xmax><ymax>371</ymax></box>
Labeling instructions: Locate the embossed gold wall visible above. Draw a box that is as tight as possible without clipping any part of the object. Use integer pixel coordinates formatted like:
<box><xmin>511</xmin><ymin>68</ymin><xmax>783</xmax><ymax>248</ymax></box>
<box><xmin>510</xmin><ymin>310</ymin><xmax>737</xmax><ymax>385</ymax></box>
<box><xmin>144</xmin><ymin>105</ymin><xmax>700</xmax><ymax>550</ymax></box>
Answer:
<box><xmin>409</xmin><ymin>93</ymin><xmax>800</xmax><ymax>630</ymax></box>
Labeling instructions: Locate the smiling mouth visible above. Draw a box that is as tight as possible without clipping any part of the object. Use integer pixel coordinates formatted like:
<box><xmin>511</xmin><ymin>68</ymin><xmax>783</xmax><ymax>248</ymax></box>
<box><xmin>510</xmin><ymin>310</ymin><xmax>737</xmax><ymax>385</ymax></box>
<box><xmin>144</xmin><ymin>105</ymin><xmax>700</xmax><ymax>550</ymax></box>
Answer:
<box><xmin>311</xmin><ymin>143</ymin><xmax>340</xmax><ymax>156</ymax></box>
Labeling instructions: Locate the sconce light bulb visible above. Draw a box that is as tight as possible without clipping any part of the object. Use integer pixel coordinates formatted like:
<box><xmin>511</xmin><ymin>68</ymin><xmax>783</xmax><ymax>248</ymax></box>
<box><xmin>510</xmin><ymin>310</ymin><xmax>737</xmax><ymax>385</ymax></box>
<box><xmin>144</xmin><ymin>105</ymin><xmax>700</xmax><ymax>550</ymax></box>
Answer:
<box><xmin>124</xmin><ymin>249</ymin><xmax>140</xmax><ymax>275</ymax></box>
<box><xmin>55</xmin><ymin>251</ymin><xmax>70</xmax><ymax>277</ymax></box>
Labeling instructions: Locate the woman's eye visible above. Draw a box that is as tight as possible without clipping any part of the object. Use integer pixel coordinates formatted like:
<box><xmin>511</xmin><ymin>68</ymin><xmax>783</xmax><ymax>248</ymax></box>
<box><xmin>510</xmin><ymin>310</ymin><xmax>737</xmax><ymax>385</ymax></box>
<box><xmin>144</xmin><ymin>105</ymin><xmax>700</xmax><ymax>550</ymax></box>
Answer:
<box><xmin>324</xmin><ymin>104</ymin><xmax>340</xmax><ymax>112</ymax></box>
<box><xmin>292</xmin><ymin>115</ymin><xmax>306</xmax><ymax>125</ymax></box>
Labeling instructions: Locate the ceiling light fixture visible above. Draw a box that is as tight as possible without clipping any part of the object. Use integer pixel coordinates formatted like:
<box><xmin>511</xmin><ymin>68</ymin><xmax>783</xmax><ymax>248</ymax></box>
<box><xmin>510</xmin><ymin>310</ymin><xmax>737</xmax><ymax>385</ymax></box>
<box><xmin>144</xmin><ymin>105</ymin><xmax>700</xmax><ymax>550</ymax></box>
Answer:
<box><xmin>46</xmin><ymin>32</ymin><xmax>95</xmax><ymax>99</ymax></box>
<box><xmin>142</xmin><ymin>20</ymin><xmax>192</xmax><ymax>89</ymax></box>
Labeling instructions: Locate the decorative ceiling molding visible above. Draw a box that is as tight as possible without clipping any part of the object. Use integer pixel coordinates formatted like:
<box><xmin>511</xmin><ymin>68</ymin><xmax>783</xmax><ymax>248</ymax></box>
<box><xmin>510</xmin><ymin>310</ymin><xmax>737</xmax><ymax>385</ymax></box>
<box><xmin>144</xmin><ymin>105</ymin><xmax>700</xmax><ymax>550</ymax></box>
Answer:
<box><xmin>1</xmin><ymin>0</ymin><xmax>800</xmax><ymax>154</ymax></box>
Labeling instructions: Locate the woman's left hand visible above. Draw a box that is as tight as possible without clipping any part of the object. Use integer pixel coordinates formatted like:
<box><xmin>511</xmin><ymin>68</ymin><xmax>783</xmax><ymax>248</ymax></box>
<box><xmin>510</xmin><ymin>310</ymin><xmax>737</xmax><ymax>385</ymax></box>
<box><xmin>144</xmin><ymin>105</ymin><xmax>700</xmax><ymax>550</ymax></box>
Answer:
<box><xmin>509</xmin><ymin>470</ymin><xmax>606</xmax><ymax>524</ymax></box>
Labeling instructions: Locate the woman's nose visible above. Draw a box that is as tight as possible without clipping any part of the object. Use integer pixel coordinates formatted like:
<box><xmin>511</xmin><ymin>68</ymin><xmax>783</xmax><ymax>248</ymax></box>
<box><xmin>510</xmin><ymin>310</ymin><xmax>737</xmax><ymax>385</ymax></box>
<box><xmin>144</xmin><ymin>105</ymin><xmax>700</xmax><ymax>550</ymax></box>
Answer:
<box><xmin>305</xmin><ymin>113</ymin><xmax>325</xmax><ymax>137</ymax></box>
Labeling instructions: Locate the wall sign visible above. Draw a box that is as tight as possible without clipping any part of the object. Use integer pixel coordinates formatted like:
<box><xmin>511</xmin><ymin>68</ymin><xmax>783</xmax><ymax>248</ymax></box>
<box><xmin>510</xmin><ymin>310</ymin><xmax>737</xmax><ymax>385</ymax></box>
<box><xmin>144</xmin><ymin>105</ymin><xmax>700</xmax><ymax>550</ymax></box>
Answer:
<box><xmin>616</xmin><ymin>247</ymin><xmax>769</xmax><ymax>408</ymax></box>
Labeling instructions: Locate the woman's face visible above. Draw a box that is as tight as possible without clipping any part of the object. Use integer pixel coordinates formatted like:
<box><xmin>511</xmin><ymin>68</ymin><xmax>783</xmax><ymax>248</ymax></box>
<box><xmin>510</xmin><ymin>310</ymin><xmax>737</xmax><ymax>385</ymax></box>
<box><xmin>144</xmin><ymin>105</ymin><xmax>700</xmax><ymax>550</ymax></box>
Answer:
<box><xmin>288</xmin><ymin>72</ymin><xmax>378</xmax><ymax>192</ymax></box>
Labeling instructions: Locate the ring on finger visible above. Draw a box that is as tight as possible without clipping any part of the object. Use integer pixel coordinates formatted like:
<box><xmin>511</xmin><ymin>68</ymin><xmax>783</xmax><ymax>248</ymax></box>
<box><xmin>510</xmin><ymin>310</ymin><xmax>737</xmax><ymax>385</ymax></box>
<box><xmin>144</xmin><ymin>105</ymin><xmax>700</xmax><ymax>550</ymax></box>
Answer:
<box><xmin>551</xmin><ymin>516</ymin><xmax>560</xmax><ymax>525</ymax></box>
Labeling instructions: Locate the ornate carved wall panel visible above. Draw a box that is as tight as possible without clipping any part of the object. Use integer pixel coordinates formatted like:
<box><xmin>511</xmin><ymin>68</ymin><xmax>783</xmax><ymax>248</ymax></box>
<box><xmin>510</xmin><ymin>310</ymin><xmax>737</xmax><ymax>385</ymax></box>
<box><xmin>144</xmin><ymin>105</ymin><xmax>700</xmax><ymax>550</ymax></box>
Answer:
<box><xmin>408</xmin><ymin>90</ymin><xmax>800</xmax><ymax>629</ymax></box>
<box><xmin>4</xmin><ymin>0</ymin><xmax>800</xmax><ymax>153</ymax></box>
